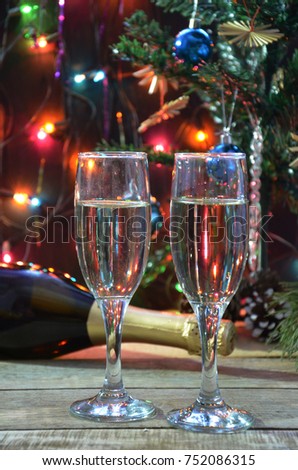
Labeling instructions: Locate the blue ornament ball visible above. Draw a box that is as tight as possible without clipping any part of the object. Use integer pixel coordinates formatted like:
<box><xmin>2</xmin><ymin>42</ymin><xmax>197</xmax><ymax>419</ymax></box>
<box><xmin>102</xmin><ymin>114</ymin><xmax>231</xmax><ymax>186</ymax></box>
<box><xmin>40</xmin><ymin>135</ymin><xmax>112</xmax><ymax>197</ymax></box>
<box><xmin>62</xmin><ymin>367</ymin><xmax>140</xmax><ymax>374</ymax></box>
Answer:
<box><xmin>206</xmin><ymin>156</ymin><xmax>239</xmax><ymax>184</ymax></box>
<box><xmin>208</xmin><ymin>136</ymin><xmax>243</xmax><ymax>182</ymax></box>
<box><xmin>150</xmin><ymin>198</ymin><xmax>163</xmax><ymax>238</ymax></box>
<box><xmin>210</xmin><ymin>143</ymin><xmax>242</xmax><ymax>153</ymax></box>
<box><xmin>173</xmin><ymin>28</ymin><xmax>213</xmax><ymax>65</ymax></box>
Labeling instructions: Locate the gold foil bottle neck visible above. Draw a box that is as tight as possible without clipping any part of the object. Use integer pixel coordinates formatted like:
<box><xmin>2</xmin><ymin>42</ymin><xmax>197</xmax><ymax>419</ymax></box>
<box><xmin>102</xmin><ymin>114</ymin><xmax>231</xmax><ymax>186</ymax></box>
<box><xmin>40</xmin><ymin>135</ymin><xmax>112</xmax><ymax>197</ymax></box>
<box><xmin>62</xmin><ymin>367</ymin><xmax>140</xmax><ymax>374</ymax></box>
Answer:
<box><xmin>87</xmin><ymin>302</ymin><xmax>236</xmax><ymax>356</ymax></box>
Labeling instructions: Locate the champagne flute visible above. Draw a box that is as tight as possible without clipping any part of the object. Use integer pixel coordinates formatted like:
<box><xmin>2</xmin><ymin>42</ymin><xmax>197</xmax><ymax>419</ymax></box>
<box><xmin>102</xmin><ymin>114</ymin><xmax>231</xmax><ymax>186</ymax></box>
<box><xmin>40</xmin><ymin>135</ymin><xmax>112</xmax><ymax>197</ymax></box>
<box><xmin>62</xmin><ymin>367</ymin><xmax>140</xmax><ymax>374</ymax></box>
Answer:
<box><xmin>70</xmin><ymin>151</ymin><xmax>156</xmax><ymax>421</ymax></box>
<box><xmin>167</xmin><ymin>153</ymin><xmax>254</xmax><ymax>433</ymax></box>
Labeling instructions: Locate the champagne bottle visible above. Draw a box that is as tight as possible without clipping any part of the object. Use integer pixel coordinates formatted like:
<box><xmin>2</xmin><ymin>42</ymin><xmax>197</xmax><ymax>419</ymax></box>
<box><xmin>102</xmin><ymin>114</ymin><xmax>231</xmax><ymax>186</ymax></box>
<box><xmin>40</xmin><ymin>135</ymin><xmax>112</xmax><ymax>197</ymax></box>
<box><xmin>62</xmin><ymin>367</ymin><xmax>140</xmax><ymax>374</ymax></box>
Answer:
<box><xmin>0</xmin><ymin>263</ymin><xmax>236</xmax><ymax>359</ymax></box>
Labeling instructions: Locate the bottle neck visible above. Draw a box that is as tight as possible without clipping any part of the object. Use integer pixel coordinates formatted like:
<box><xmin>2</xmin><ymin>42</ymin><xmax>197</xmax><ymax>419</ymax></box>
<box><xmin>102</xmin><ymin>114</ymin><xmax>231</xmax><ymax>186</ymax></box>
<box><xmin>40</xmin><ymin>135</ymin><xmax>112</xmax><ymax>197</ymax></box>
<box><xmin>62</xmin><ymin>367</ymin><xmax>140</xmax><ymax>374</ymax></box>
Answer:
<box><xmin>87</xmin><ymin>303</ymin><xmax>235</xmax><ymax>356</ymax></box>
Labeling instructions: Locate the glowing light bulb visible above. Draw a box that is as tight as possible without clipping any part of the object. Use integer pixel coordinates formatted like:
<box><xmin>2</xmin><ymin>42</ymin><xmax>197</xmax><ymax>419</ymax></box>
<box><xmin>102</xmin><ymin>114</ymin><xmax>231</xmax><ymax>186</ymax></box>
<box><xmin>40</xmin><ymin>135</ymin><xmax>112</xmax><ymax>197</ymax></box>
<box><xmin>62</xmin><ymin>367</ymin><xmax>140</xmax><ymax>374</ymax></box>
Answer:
<box><xmin>154</xmin><ymin>144</ymin><xmax>165</xmax><ymax>152</ymax></box>
<box><xmin>196</xmin><ymin>130</ymin><xmax>208</xmax><ymax>142</ymax></box>
<box><xmin>93</xmin><ymin>70</ymin><xmax>105</xmax><ymax>82</ymax></box>
<box><xmin>43</xmin><ymin>122</ymin><xmax>55</xmax><ymax>134</ymax></box>
<box><xmin>37</xmin><ymin>129</ymin><xmax>47</xmax><ymax>140</ymax></box>
<box><xmin>13</xmin><ymin>193</ymin><xmax>29</xmax><ymax>205</ymax></box>
<box><xmin>3</xmin><ymin>253</ymin><xmax>12</xmax><ymax>263</ymax></box>
<box><xmin>175</xmin><ymin>282</ymin><xmax>183</xmax><ymax>293</ymax></box>
<box><xmin>74</xmin><ymin>74</ymin><xmax>86</xmax><ymax>84</ymax></box>
<box><xmin>30</xmin><ymin>196</ymin><xmax>41</xmax><ymax>207</ymax></box>
<box><xmin>20</xmin><ymin>5</ymin><xmax>33</xmax><ymax>14</ymax></box>
<box><xmin>36</xmin><ymin>35</ymin><xmax>47</xmax><ymax>48</ymax></box>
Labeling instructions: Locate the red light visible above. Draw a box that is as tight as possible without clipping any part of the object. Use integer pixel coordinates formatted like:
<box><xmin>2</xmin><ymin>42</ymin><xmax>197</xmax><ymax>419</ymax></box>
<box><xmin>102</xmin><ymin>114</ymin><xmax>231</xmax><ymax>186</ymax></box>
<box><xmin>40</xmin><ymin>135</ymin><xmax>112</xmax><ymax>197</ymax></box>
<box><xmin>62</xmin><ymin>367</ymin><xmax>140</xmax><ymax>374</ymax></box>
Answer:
<box><xmin>37</xmin><ymin>129</ymin><xmax>47</xmax><ymax>140</ymax></box>
<box><xmin>154</xmin><ymin>144</ymin><xmax>165</xmax><ymax>152</ymax></box>
<box><xmin>3</xmin><ymin>253</ymin><xmax>12</xmax><ymax>263</ymax></box>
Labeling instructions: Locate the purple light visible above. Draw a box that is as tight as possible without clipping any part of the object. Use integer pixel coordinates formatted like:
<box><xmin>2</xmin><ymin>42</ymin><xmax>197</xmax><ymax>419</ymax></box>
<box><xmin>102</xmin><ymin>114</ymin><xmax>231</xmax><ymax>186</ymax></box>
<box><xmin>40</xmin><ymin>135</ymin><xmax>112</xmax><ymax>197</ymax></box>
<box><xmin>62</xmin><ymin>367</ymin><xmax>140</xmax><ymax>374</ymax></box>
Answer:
<box><xmin>55</xmin><ymin>0</ymin><xmax>66</xmax><ymax>80</ymax></box>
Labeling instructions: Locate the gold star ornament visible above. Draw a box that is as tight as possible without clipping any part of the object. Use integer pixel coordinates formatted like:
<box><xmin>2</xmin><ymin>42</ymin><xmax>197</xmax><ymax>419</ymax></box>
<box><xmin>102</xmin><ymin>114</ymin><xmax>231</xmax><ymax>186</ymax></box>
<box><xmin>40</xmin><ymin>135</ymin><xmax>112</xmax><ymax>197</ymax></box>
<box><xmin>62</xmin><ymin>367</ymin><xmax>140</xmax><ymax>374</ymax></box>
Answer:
<box><xmin>218</xmin><ymin>21</ymin><xmax>284</xmax><ymax>47</ymax></box>
<box><xmin>133</xmin><ymin>66</ymin><xmax>178</xmax><ymax>105</ymax></box>
<box><xmin>138</xmin><ymin>96</ymin><xmax>189</xmax><ymax>133</ymax></box>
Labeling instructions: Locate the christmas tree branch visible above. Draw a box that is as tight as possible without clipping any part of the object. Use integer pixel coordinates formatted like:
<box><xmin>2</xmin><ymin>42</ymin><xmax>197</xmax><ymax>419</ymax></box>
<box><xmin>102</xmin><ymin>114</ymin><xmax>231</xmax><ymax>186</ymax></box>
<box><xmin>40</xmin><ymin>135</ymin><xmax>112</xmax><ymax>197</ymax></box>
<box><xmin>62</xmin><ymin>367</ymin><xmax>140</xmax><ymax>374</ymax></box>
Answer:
<box><xmin>112</xmin><ymin>1</ymin><xmax>298</xmax><ymax>211</ymax></box>
<box><xmin>268</xmin><ymin>282</ymin><xmax>298</xmax><ymax>366</ymax></box>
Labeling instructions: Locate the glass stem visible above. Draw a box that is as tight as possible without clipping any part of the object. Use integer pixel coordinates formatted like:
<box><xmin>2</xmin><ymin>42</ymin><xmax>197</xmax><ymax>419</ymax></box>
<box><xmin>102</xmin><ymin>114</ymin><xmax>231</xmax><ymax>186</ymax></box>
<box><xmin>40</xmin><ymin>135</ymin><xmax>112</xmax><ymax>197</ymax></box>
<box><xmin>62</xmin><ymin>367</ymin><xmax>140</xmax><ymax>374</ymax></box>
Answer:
<box><xmin>97</xmin><ymin>298</ymin><xmax>128</xmax><ymax>395</ymax></box>
<box><xmin>195</xmin><ymin>304</ymin><xmax>224</xmax><ymax>406</ymax></box>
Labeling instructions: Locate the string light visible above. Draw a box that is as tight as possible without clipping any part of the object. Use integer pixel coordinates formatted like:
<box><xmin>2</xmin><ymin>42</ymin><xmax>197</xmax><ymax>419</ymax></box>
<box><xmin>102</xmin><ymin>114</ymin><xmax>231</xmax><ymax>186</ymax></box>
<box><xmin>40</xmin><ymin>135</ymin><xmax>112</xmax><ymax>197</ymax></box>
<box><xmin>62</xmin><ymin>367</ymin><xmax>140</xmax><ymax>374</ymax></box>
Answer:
<box><xmin>9</xmin><ymin>193</ymin><xmax>42</xmax><ymax>208</ymax></box>
<box><xmin>20</xmin><ymin>5</ymin><xmax>38</xmax><ymax>15</ymax></box>
<box><xmin>175</xmin><ymin>283</ymin><xmax>183</xmax><ymax>293</ymax></box>
<box><xmin>36</xmin><ymin>35</ymin><xmax>48</xmax><ymax>48</ymax></box>
<box><xmin>2</xmin><ymin>241</ymin><xmax>12</xmax><ymax>264</ymax></box>
<box><xmin>150</xmin><ymin>136</ymin><xmax>169</xmax><ymax>152</ymax></box>
<box><xmin>154</xmin><ymin>144</ymin><xmax>165</xmax><ymax>152</ymax></box>
<box><xmin>92</xmin><ymin>70</ymin><xmax>106</xmax><ymax>82</ymax></box>
<box><xmin>196</xmin><ymin>130</ymin><xmax>208</xmax><ymax>142</ymax></box>
<box><xmin>13</xmin><ymin>193</ymin><xmax>29</xmax><ymax>205</ymax></box>
<box><xmin>37</xmin><ymin>129</ymin><xmax>47</xmax><ymax>140</ymax></box>
<box><xmin>24</xmin><ymin>30</ymin><xmax>58</xmax><ymax>49</ymax></box>
<box><xmin>30</xmin><ymin>196</ymin><xmax>41</xmax><ymax>207</ymax></box>
<box><xmin>3</xmin><ymin>253</ymin><xmax>12</xmax><ymax>263</ymax></box>
<box><xmin>43</xmin><ymin>122</ymin><xmax>55</xmax><ymax>134</ymax></box>
<box><xmin>55</xmin><ymin>0</ymin><xmax>66</xmax><ymax>79</ymax></box>
<box><xmin>74</xmin><ymin>70</ymin><xmax>106</xmax><ymax>84</ymax></box>
<box><xmin>74</xmin><ymin>73</ymin><xmax>86</xmax><ymax>84</ymax></box>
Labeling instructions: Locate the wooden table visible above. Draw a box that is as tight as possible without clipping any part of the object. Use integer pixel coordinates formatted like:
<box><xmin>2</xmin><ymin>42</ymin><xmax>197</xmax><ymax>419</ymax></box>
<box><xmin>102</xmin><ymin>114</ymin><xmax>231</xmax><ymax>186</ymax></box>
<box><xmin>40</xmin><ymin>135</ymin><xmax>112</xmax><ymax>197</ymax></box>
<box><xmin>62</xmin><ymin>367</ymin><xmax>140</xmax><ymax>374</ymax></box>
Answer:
<box><xmin>0</xmin><ymin>334</ymin><xmax>297</xmax><ymax>450</ymax></box>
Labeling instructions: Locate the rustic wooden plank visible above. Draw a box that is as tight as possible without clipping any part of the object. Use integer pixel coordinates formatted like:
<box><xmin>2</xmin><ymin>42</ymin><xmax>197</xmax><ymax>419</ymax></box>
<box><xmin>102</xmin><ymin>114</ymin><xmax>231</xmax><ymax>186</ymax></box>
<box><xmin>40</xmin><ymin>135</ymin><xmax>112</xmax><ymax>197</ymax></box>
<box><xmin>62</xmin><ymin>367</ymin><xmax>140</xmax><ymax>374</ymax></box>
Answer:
<box><xmin>0</xmin><ymin>357</ymin><xmax>296</xmax><ymax>390</ymax></box>
<box><xmin>60</xmin><ymin>340</ymin><xmax>294</xmax><ymax>360</ymax></box>
<box><xmin>0</xmin><ymin>429</ymin><xmax>297</xmax><ymax>450</ymax></box>
<box><xmin>0</xmin><ymin>388</ymin><xmax>297</xmax><ymax>431</ymax></box>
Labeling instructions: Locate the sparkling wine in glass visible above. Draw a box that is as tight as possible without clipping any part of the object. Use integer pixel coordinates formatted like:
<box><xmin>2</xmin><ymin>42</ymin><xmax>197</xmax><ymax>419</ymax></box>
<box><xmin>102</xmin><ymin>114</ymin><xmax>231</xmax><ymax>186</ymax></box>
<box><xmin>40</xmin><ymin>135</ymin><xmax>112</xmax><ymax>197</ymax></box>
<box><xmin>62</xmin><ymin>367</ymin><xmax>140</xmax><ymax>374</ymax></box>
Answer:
<box><xmin>70</xmin><ymin>151</ymin><xmax>156</xmax><ymax>421</ymax></box>
<box><xmin>167</xmin><ymin>153</ymin><xmax>254</xmax><ymax>432</ymax></box>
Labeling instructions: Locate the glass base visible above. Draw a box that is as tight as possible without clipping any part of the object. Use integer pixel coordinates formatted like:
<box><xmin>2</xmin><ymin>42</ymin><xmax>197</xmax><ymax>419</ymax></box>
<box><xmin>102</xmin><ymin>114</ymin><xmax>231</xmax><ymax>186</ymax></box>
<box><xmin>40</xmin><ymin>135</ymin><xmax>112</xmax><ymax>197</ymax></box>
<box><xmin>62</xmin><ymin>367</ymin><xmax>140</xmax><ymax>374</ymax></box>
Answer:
<box><xmin>167</xmin><ymin>400</ymin><xmax>254</xmax><ymax>433</ymax></box>
<box><xmin>70</xmin><ymin>389</ymin><xmax>156</xmax><ymax>422</ymax></box>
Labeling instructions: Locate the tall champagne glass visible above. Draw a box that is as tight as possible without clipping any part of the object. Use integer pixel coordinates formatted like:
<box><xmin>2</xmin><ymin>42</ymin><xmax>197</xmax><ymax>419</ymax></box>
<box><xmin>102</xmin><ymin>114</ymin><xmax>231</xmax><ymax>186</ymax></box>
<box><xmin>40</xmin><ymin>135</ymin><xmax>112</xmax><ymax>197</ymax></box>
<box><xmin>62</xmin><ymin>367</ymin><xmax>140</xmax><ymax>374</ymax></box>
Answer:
<box><xmin>167</xmin><ymin>153</ymin><xmax>254</xmax><ymax>432</ymax></box>
<box><xmin>70</xmin><ymin>151</ymin><xmax>156</xmax><ymax>421</ymax></box>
